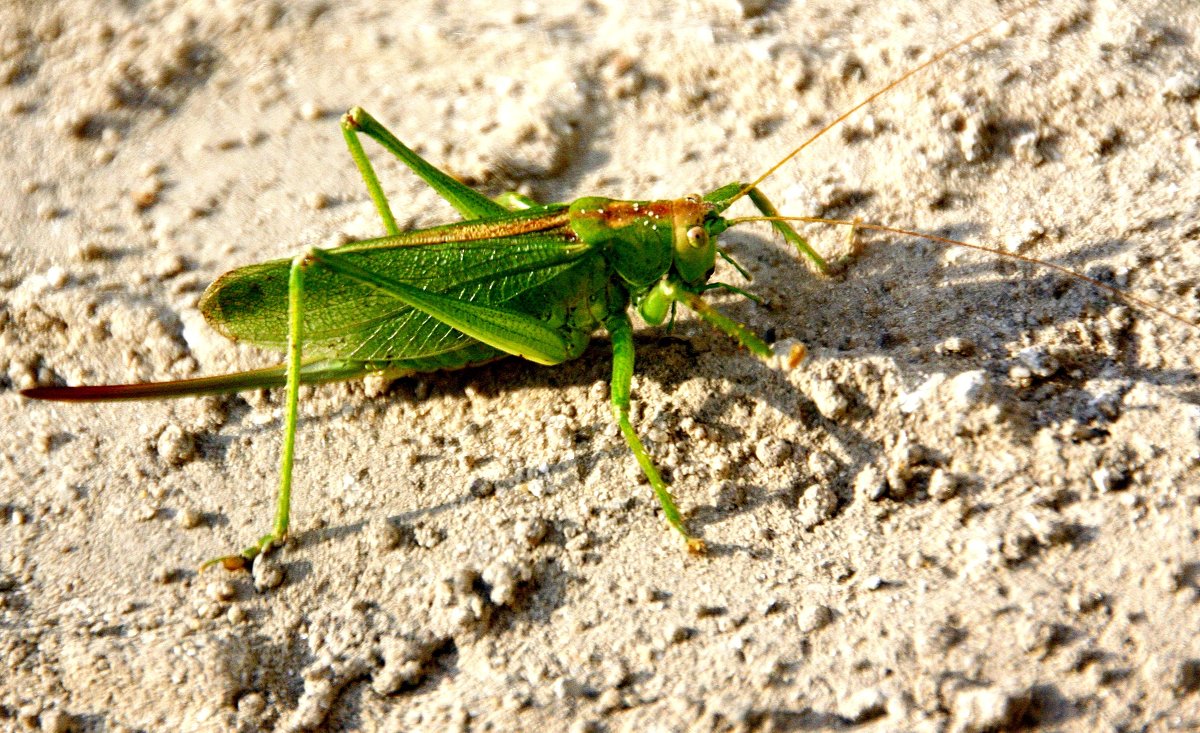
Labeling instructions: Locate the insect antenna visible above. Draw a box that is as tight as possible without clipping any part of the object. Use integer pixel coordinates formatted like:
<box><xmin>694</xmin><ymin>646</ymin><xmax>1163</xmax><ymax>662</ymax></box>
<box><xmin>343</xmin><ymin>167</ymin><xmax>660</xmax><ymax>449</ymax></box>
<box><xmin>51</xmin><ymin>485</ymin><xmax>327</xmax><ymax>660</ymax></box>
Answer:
<box><xmin>727</xmin><ymin>0</ymin><xmax>1042</xmax><ymax>207</ymax></box>
<box><xmin>730</xmin><ymin>215</ymin><xmax>1200</xmax><ymax>331</ymax></box>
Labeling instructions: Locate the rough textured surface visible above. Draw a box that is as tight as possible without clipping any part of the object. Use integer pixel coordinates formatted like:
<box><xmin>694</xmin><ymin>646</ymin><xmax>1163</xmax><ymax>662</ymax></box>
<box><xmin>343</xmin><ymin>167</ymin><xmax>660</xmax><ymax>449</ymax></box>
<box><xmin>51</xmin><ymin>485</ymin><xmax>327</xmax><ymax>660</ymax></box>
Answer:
<box><xmin>3</xmin><ymin>0</ymin><xmax>1199</xmax><ymax>730</ymax></box>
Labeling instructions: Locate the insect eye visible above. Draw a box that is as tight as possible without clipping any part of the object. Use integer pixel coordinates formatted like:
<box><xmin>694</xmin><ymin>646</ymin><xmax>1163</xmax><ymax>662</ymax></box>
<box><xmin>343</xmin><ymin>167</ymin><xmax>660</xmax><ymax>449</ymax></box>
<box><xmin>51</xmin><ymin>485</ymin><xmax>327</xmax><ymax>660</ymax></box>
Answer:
<box><xmin>686</xmin><ymin>226</ymin><xmax>708</xmax><ymax>249</ymax></box>
<box><xmin>685</xmin><ymin>193</ymin><xmax>702</xmax><ymax>203</ymax></box>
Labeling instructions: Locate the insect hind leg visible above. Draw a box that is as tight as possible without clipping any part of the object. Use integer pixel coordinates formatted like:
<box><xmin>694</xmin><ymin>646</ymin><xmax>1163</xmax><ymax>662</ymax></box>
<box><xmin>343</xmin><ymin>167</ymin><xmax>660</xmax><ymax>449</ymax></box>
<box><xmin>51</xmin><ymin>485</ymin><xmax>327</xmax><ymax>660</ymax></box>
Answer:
<box><xmin>341</xmin><ymin>107</ymin><xmax>508</xmax><ymax>226</ymax></box>
<box><xmin>201</xmin><ymin>252</ymin><xmax>312</xmax><ymax>573</ymax></box>
<box><xmin>493</xmin><ymin>191</ymin><xmax>540</xmax><ymax>211</ymax></box>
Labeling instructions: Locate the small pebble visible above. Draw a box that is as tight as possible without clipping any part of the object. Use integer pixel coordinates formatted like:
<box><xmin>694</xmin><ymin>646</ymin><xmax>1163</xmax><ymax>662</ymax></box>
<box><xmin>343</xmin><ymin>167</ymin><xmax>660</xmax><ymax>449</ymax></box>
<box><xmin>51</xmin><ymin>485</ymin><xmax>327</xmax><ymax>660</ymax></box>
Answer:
<box><xmin>951</xmin><ymin>685</ymin><xmax>1031</xmax><ymax>733</ymax></box>
<box><xmin>17</xmin><ymin>705</ymin><xmax>39</xmax><ymax>729</ymax></box>
<box><xmin>959</xmin><ymin>115</ymin><xmax>986</xmax><ymax>162</ymax></box>
<box><xmin>41</xmin><ymin>266</ymin><xmax>68</xmax><ymax>289</ymax></box>
<box><xmin>1003</xmin><ymin>219</ymin><xmax>1045</xmax><ymax>253</ymax></box>
<box><xmin>928</xmin><ymin>469</ymin><xmax>958</xmax><ymax>501</ymax></box>
<box><xmin>854</xmin><ymin>464</ymin><xmax>887</xmax><ymax>502</ymax></box>
<box><xmin>131</xmin><ymin>179</ymin><xmax>162</xmax><ymax>210</ymax></box>
<box><xmin>938</xmin><ymin>336</ymin><xmax>975</xmax><ymax>356</ymax></box>
<box><xmin>468</xmin><ymin>476</ymin><xmax>495</xmax><ymax>498</ymax></box>
<box><xmin>1013</xmin><ymin>130</ymin><xmax>1044</xmax><ymax>164</ymax></box>
<box><xmin>796</xmin><ymin>483</ymin><xmax>838</xmax><ymax>529</ymax></box>
<box><xmin>367</xmin><ymin>516</ymin><xmax>402</xmax><ymax>550</ymax></box>
<box><xmin>1144</xmin><ymin>653</ymin><xmax>1200</xmax><ymax>696</ymax></box>
<box><xmin>526</xmin><ymin>478</ymin><xmax>547</xmax><ymax>498</ymax></box>
<box><xmin>134</xmin><ymin>504</ymin><xmax>159</xmax><ymax>522</ymax></box>
<box><xmin>1091</xmin><ymin>466</ymin><xmax>1129</xmax><ymax>493</ymax></box>
<box><xmin>1161</xmin><ymin>72</ymin><xmax>1200</xmax><ymax>100</ymax></box>
<box><xmin>666</xmin><ymin>624</ymin><xmax>692</xmax><ymax>644</ymax></box>
<box><xmin>568</xmin><ymin>720</ymin><xmax>601</xmax><ymax>733</ymax></box>
<box><xmin>156</xmin><ymin>424</ymin><xmax>196</xmax><ymax>466</ymax></box>
<box><xmin>253</xmin><ymin>557</ymin><xmax>285</xmax><ymax>590</ymax></box>
<box><xmin>807</xmin><ymin>451</ymin><xmax>838</xmax><ymax>481</ymax></box>
<box><xmin>55</xmin><ymin>108</ymin><xmax>93</xmax><ymax>138</ymax></box>
<box><xmin>299</xmin><ymin>100</ymin><xmax>324</xmax><ymax>120</ymax></box>
<box><xmin>237</xmin><ymin>692</ymin><xmax>267</xmax><ymax>718</ymax></box>
<box><xmin>949</xmin><ymin>370</ymin><xmax>988</xmax><ymax>409</ymax></box>
<box><xmin>886</xmin><ymin>434</ymin><xmax>920</xmax><ymax>499</ymax></box>
<box><xmin>737</xmin><ymin>0</ymin><xmax>771</xmax><ymax>18</ymax></box>
<box><xmin>708</xmin><ymin>480</ymin><xmax>744</xmax><ymax>508</ymax></box>
<box><xmin>170</xmin><ymin>508</ymin><xmax>201</xmax><ymax>531</ymax></box>
<box><xmin>74</xmin><ymin>240</ymin><xmax>108</xmax><ymax>261</ymax></box>
<box><xmin>513</xmin><ymin>517</ymin><xmax>549</xmax><ymax>547</ymax></box>
<box><xmin>710</xmin><ymin>453</ymin><xmax>734</xmax><ymax>480</ymax></box>
<box><xmin>918</xmin><ymin>622</ymin><xmax>965</xmax><ymax>655</ymax></box>
<box><xmin>1017</xmin><ymin>346</ymin><xmax>1058</xmax><ymax>378</ymax></box>
<box><xmin>596</xmin><ymin>688</ymin><xmax>623</xmax><ymax>712</ymax></box>
<box><xmin>154</xmin><ymin>254</ymin><xmax>186</xmax><ymax>279</ymax></box>
<box><xmin>206</xmin><ymin>579</ymin><xmax>237</xmax><ymax>602</ymax></box>
<box><xmin>1020</xmin><ymin>509</ymin><xmax>1069</xmax><ymax>547</ymax></box>
<box><xmin>797</xmin><ymin>603</ymin><xmax>833</xmax><ymax>633</ymax></box>
<box><xmin>1016</xmin><ymin>619</ymin><xmax>1063</xmax><ymax>657</ymax></box>
<box><xmin>482</xmin><ymin>554</ymin><xmax>532</xmax><ymax>607</ymax></box>
<box><xmin>809</xmin><ymin>378</ymin><xmax>849</xmax><ymax>420</ymax></box>
<box><xmin>39</xmin><ymin>708</ymin><xmax>72</xmax><ymax>733</ymax></box>
<box><xmin>196</xmin><ymin>601</ymin><xmax>225</xmax><ymax>620</ymax></box>
<box><xmin>754</xmin><ymin>437</ymin><xmax>792</xmax><ymax>467</ymax></box>
<box><xmin>839</xmin><ymin>687</ymin><xmax>888</xmax><ymax>723</ymax></box>
<box><xmin>413</xmin><ymin>524</ymin><xmax>443</xmax><ymax>548</ymax></box>
<box><xmin>551</xmin><ymin>676</ymin><xmax>584</xmax><ymax>700</ymax></box>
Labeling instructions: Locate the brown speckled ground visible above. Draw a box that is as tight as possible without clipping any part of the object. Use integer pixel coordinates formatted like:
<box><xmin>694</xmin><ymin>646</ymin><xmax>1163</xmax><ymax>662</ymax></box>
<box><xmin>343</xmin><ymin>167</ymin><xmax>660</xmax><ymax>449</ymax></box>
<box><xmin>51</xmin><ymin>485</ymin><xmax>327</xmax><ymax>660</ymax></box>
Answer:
<box><xmin>3</xmin><ymin>1</ymin><xmax>1200</xmax><ymax>731</ymax></box>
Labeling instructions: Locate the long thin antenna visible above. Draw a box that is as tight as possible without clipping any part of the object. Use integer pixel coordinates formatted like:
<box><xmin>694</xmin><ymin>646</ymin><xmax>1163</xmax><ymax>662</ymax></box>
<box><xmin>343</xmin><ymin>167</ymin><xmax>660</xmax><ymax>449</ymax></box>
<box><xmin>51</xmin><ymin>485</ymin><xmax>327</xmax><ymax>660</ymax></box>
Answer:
<box><xmin>729</xmin><ymin>215</ymin><xmax>1200</xmax><ymax>330</ymax></box>
<box><xmin>730</xmin><ymin>0</ymin><xmax>1040</xmax><ymax>205</ymax></box>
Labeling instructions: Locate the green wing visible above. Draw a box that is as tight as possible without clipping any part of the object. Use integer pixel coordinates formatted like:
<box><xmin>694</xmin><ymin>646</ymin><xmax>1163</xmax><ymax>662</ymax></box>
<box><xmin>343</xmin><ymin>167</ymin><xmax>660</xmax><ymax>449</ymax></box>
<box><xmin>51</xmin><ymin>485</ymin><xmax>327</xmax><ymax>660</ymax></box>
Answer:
<box><xmin>200</xmin><ymin>224</ymin><xmax>597</xmax><ymax>362</ymax></box>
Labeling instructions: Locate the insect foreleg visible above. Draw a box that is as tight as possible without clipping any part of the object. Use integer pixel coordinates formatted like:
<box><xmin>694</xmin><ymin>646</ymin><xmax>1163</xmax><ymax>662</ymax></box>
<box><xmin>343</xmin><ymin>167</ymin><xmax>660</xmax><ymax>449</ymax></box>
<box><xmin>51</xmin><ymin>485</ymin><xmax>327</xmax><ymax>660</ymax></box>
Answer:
<box><xmin>341</xmin><ymin>107</ymin><xmax>508</xmax><ymax>222</ymax></box>
<box><xmin>605</xmin><ymin>311</ymin><xmax>705</xmax><ymax>553</ymax></box>
<box><xmin>698</xmin><ymin>281</ymin><xmax>763</xmax><ymax>305</ymax></box>
<box><xmin>744</xmin><ymin>187</ymin><xmax>829</xmax><ymax>273</ymax></box>
<box><xmin>716</xmin><ymin>248</ymin><xmax>753</xmax><ymax>281</ymax></box>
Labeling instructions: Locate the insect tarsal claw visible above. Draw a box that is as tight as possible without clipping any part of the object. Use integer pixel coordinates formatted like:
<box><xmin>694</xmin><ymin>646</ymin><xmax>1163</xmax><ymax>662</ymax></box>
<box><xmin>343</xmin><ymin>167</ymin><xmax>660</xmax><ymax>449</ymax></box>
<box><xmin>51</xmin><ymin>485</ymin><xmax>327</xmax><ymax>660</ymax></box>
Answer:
<box><xmin>198</xmin><ymin>554</ymin><xmax>248</xmax><ymax>574</ymax></box>
<box><xmin>769</xmin><ymin>339</ymin><xmax>808</xmax><ymax>371</ymax></box>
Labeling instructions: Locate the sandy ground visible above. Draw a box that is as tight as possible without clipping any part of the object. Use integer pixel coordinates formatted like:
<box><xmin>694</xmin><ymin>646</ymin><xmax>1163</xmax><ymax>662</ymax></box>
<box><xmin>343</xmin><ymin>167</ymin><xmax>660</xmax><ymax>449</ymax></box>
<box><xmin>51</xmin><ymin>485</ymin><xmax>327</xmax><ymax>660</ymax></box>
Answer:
<box><xmin>3</xmin><ymin>0</ymin><xmax>1200</xmax><ymax>730</ymax></box>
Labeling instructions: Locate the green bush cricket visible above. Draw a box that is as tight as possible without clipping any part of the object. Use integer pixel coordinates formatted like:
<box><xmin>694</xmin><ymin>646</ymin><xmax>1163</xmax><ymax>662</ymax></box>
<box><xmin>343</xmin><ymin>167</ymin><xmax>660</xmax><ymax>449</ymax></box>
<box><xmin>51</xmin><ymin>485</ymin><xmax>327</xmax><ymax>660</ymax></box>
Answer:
<box><xmin>19</xmin><ymin>4</ymin><xmax>1195</xmax><ymax>574</ymax></box>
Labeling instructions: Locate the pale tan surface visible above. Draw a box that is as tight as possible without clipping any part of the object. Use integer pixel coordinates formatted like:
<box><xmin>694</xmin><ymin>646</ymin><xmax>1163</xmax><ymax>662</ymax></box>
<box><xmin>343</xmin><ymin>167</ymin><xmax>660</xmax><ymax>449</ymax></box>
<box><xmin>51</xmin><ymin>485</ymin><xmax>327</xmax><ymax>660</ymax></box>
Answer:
<box><xmin>3</xmin><ymin>1</ymin><xmax>1200</xmax><ymax>731</ymax></box>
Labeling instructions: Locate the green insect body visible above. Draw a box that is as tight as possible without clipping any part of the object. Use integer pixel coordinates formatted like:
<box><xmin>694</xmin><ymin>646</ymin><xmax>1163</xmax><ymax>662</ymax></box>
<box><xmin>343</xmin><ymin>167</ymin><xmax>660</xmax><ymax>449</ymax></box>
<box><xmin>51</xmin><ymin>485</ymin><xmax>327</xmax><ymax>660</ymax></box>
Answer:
<box><xmin>23</xmin><ymin>106</ymin><xmax>821</xmax><ymax>568</ymax></box>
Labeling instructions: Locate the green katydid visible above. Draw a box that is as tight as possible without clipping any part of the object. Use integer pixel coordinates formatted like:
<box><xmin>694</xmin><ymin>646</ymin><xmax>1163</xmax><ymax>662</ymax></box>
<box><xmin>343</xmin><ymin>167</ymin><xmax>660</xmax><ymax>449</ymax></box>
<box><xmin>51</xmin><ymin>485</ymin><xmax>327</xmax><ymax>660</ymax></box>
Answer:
<box><xmin>20</xmin><ymin>9</ymin><xmax>1194</xmax><ymax>573</ymax></box>
<box><xmin>23</xmin><ymin>105</ymin><xmax>806</xmax><ymax>568</ymax></box>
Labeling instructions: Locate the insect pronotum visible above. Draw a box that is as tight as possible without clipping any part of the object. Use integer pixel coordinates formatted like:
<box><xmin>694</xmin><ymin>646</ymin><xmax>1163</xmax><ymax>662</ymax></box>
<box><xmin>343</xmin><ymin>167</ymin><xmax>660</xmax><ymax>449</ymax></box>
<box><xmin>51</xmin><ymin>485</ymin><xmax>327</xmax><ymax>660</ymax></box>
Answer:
<box><xmin>19</xmin><ymin>0</ymin><xmax>1196</xmax><ymax>572</ymax></box>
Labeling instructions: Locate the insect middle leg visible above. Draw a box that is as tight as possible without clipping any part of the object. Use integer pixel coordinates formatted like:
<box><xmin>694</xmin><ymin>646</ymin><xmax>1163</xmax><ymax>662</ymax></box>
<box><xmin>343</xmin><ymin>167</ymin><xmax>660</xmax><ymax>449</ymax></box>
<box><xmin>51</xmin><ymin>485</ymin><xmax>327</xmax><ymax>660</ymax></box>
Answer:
<box><xmin>604</xmin><ymin>310</ymin><xmax>705</xmax><ymax>553</ymax></box>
